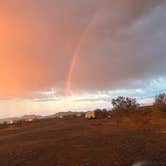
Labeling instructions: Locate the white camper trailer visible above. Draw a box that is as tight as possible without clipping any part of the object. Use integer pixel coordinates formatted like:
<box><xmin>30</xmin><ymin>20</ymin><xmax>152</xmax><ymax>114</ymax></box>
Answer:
<box><xmin>85</xmin><ymin>111</ymin><xmax>95</xmax><ymax>119</ymax></box>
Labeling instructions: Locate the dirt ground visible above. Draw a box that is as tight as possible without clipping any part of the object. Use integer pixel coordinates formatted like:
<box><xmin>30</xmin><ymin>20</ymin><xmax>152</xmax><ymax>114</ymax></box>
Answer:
<box><xmin>0</xmin><ymin>116</ymin><xmax>166</xmax><ymax>166</ymax></box>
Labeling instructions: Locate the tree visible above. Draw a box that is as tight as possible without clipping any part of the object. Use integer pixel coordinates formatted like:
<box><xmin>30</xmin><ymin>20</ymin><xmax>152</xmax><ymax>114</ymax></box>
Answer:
<box><xmin>112</xmin><ymin>96</ymin><xmax>139</xmax><ymax>111</ymax></box>
<box><xmin>94</xmin><ymin>109</ymin><xmax>109</xmax><ymax>119</ymax></box>
<box><xmin>153</xmin><ymin>93</ymin><xmax>166</xmax><ymax>112</ymax></box>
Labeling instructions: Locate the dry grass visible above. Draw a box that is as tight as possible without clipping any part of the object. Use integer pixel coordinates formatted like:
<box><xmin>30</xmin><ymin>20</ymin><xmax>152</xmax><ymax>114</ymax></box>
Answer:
<box><xmin>0</xmin><ymin>114</ymin><xmax>166</xmax><ymax>166</ymax></box>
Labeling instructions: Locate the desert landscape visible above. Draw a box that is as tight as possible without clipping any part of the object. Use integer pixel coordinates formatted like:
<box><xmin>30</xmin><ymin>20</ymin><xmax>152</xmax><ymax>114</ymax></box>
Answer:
<box><xmin>0</xmin><ymin>112</ymin><xmax>166</xmax><ymax>166</ymax></box>
<box><xmin>1</xmin><ymin>0</ymin><xmax>166</xmax><ymax>166</ymax></box>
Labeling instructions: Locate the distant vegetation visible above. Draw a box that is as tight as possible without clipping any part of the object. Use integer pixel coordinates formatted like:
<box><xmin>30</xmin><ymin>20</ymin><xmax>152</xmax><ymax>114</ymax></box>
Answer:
<box><xmin>93</xmin><ymin>93</ymin><xmax>166</xmax><ymax>120</ymax></box>
<box><xmin>153</xmin><ymin>93</ymin><xmax>166</xmax><ymax>112</ymax></box>
<box><xmin>0</xmin><ymin>93</ymin><xmax>166</xmax><ymax>128</ymax></box>
<box><xmin>94</xmin><ymin>109</ymin><xmax>110</xmax><ymax>119</ymax></box>
<box><xmin>112</xmin><ymin>96</ymin><xmax>139</xmax><ymax>111</ymax></box>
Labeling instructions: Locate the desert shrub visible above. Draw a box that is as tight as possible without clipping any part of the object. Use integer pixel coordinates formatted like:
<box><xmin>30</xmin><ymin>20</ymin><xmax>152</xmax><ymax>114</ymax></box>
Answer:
<box><xmin>0</xmin><ymin>122</ymin><xmax>8</xmax><ymax>128</ymax></box>
<box><xmin>94</xmin><ymin>109</ymin><xmax>110</xmax><ymax>119</ymax></box>
<box><xmin>112</xmin><ymin>96</ymin><xmax>140</xmax><ymax>111</ymax></box>
<box><xmin>153</xmin><ymin>93</ymin><xmax>166</xmax><ymax>112</ymax></box>
<box><xmin>152</xmin><ymin>93</ymin><xmax>166</xmax><ymax>118</ymax></box>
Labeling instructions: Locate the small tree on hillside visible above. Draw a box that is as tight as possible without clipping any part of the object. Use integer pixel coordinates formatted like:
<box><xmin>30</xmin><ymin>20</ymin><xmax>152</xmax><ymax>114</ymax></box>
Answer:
<box><xmin>153</xmin><ymin>93</ymin><xmax>166</xmax><ymax>112</ymax></box>
<box><xmin>112</xmin><ymin>96</ymin><xmax>139</xmax><ymax>111</ymax></box>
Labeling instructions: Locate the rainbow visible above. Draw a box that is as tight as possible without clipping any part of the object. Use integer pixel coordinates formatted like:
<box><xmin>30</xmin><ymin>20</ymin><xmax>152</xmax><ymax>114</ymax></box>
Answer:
<box><xmin>65</xmin><ymin>14</ymin><xmax>98</xmax><ymax>96</ymax></box>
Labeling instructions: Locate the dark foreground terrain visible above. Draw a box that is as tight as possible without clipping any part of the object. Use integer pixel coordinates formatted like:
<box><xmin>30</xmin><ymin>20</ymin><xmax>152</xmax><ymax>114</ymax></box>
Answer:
<box><xmin>0</xmin><ymin>114</ymin><xmax>166</xmax><ymax>166</ymax></box>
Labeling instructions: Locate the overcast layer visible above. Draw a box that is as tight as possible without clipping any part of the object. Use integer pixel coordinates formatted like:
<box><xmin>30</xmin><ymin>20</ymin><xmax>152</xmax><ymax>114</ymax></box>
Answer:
<box><xmin>0</xmin><ymin>0</ymin><xmax>166</xmax><ymax>99</ymax></box>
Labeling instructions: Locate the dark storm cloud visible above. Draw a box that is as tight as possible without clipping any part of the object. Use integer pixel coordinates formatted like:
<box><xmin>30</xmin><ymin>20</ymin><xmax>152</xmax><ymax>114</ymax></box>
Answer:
<box><xmin>71</xmin><ymin>0</ymin><xmax>166</xmax><ymax>91</ymax></box>
<box><xmin>0</xmin><ymin>0</ymin><xmax>166</xmax><ymax>97</ymax></box>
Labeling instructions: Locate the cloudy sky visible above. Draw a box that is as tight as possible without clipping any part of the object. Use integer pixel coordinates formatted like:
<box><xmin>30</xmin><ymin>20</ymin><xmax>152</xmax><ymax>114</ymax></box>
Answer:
<box><xmin>0</xmin><ymin>0</ymin><xmax>166</xmax><ymax>118</ymax></box>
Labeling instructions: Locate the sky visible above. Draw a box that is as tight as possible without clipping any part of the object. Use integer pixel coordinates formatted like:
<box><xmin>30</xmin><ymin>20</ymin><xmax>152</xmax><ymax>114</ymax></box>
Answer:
<box><xmin>0</xmin><ymin>0</ymin><xmax>166</xmax><ymax>118</ymax></box>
